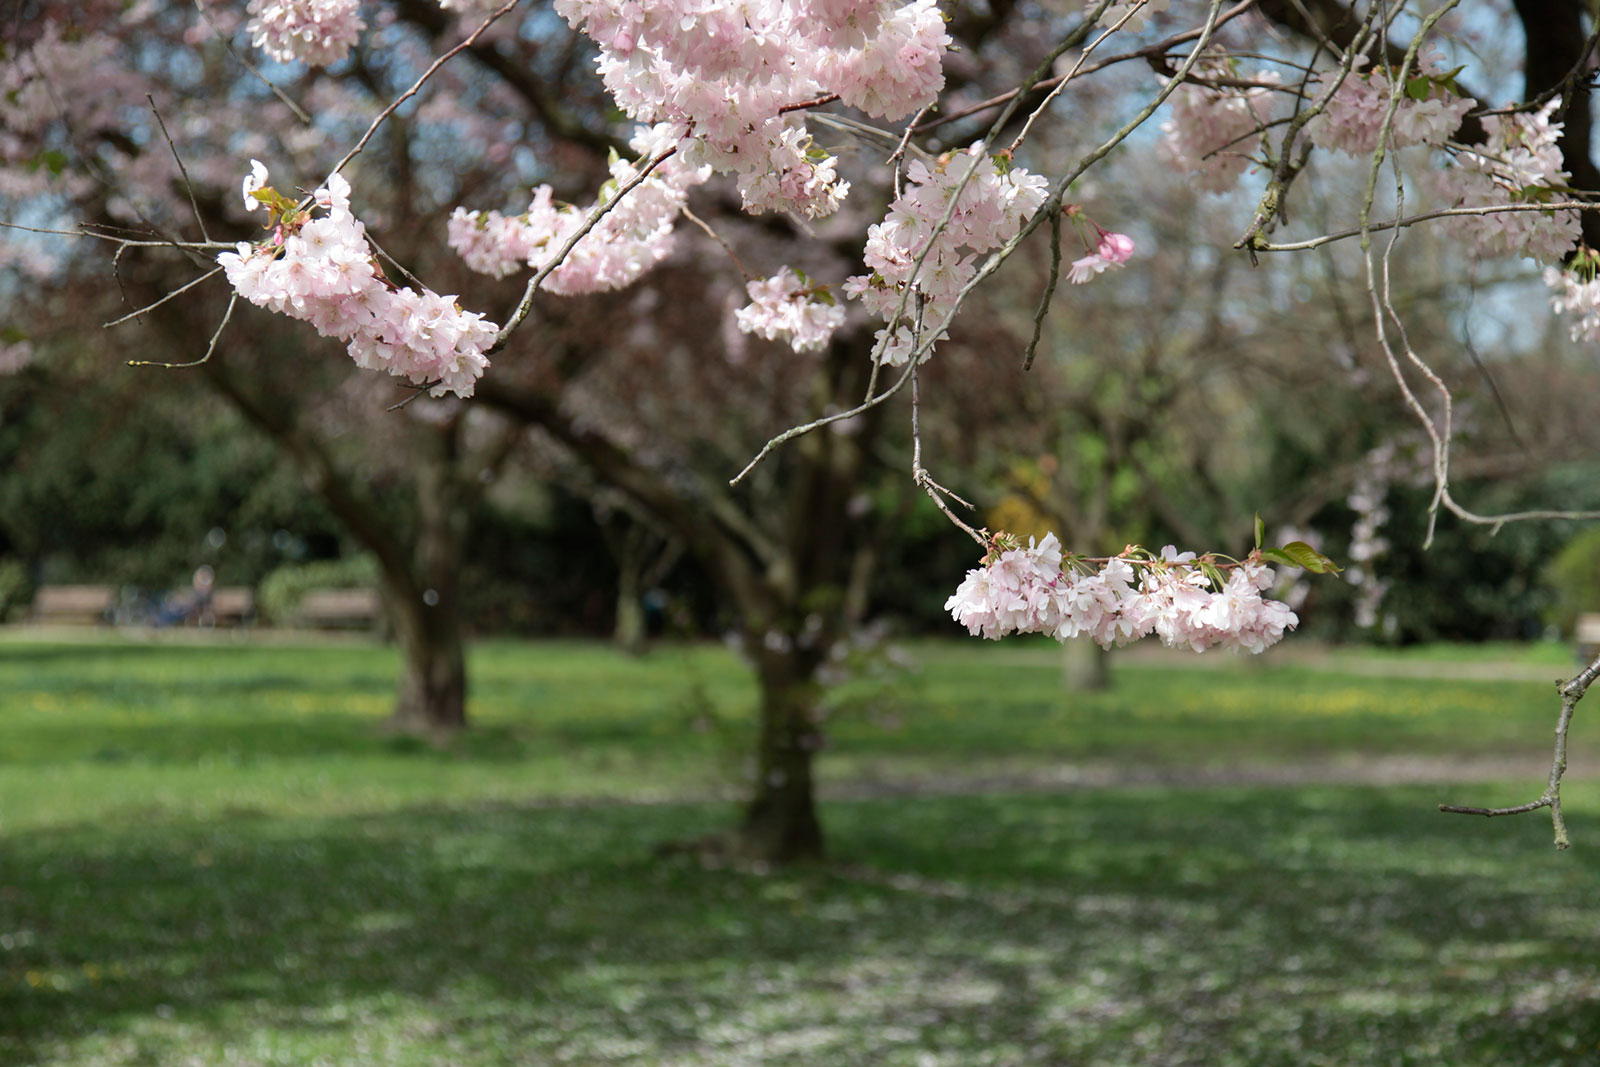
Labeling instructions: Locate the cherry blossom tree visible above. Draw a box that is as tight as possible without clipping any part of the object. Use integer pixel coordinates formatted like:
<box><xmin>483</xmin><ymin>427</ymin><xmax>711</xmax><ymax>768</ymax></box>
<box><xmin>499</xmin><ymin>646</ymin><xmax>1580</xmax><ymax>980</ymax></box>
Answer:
<box><xmin>8</xmin><ymin>0</ymin><xmax>1600</xmax><ymax>855</ymax></box>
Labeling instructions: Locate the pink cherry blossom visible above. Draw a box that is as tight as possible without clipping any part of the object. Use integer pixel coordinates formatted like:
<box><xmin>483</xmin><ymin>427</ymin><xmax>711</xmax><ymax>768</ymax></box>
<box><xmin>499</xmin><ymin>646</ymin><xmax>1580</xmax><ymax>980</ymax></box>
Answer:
<box><xmin>245</xmin><ymin>0</ymin><xmax>364</xmax><ymax>67</ymax></box>
<box><xmin>945</xmin><ymin>538</ymin><xmax>1299</xmax><ymax>653</ymax></box>
<box><xmin>845</xmin><ymin>146</ymin><xmax>1048</xmax><ymax>365</ymax></box>
<box><xmin>1432</xmin><ymin>101</ymin><xmax>1579</xmax><ymax>262</ymax></box>
<box><xmin>1068</xmin><ymin>230</ymin><xmax>1135</xmax><ymax>284</ymax></box>
<box><xmin>734</xmin><ymin>268</ymin><xmax>847</xmax><ymax>353</ymax></box>
<box><xmin>220</xmin><ymin>165</ymin><xmax>498</xmax><ymax>398</ymax></box>
<box><xmin>1158</xmin><ymin>63</ymin><xmax>1280</xmax><ymax>194</ymax></box>
<box><xmin>1309</xmin><ymin>51</ymin><xmax>1473</xmax><ymax>156</ymax></box>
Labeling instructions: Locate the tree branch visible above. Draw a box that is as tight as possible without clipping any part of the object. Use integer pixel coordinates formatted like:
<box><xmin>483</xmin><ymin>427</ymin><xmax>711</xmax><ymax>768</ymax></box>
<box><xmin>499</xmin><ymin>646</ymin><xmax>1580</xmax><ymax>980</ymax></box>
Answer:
<box><xmin>1440</xmin><ymin>650</ymin><xmax>1600</xmax><ymax>850</ymax></box>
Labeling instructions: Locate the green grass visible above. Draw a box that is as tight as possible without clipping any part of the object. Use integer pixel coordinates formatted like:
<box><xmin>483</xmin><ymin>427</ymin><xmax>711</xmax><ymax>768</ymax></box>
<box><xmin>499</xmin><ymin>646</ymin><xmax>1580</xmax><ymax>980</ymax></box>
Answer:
<box><xmin>3</xmin><ymin>633</ymin><xmax>1598</xmax><ymax>1065</ymax></box>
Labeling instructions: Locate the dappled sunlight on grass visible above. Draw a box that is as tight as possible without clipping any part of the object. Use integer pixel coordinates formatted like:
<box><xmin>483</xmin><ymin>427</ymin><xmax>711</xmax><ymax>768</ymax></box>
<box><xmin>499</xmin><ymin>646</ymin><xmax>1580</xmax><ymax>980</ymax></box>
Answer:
<box><xmin>4</xmin><ymin>790</ymin><xmax>1600</xmax><ymax>1065</ymax></box>
<box><xmin>4</xmin><ymin>636</ymin><xmax>1599</xmax><ymax>1064</ymax></box>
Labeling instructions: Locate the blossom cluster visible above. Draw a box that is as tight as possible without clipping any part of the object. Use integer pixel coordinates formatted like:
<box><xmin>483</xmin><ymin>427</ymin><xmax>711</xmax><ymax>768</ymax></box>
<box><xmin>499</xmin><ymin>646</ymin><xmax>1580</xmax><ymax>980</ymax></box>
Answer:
<box><xmin>734</xmin><ymin>268</ymin><xmax>847</xmax><ymax>353</ymax></box>
<box><xmin>219</xmin><ymin>164</ymin><xmax>498</xmax><ymax>398</ymax></box>
<box><xmin>1068</xmin><ymin>228</ymin><xmax>1135</xmax><ymax>284</ymax></box>
<box><xmin>1545</xmin><ymin>260</ymin><xmax>1600</xmax><ymax>343</ymax></box>
<box><xmin>552</xmin><ymin>0</ymin><xmax>949</xmax><ymax>217</ymax></box>
<box><xmin>1308</xmin><ymin>53</ymin><xmax>1472</xmax><ymax>156</ymax></box>
<box><xmin>945</xmin><ymin>535</ymin><xmax>1299</xmax><ymax>654</ymax></box>
<box><xmin>1433</xmin><ymin>101</ymin><xmax>1579</xmax><ymax>262</ymax></box>
<box><xmin>843</xmin><ymin>148</ymin><xmax>1049</xmax><ymax>366</ymax></box>
<box><xmin>245</xmin><ymin>0</ymin><xmax>364</xmax><ymax>67</ymax></box>
<box><xmin>448</xmin><ymin>124</ymin><xmax>711</xmax><ymax>294</ymax></box>
<box><xmin>1158</xmin><ymin>64</ymin><xmax>1280</xmax><ymax>194</ymax></box>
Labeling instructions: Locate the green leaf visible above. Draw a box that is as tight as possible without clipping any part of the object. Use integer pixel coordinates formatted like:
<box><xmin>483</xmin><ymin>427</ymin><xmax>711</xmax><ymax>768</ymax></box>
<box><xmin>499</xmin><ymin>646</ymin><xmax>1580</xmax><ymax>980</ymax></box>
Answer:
<box><xmin>811</xmin><ymin>287</ymin><xmax>836</xmax><ymax>307</ymax></box>
<box><xmin>1262</xmin><ymin>541</ymin><xmax>1342</xmax><ymax>574</ymax></box>
<box><xmin>1405</xmin><ymin>76</ymin><xmax>1431</xmax><ymax>102</ymax></box>
<box><xmin>1253</xmin><ymin>513</ymin><xmax>1264</xmax><ymax>552</ymax></box>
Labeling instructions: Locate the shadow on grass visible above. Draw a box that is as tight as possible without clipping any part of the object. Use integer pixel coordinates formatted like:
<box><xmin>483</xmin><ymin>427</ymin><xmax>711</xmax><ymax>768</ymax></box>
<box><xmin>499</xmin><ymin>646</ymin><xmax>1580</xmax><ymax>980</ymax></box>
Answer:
<box><xmin>4</xmin><ymin>787</ymin><xmax>1600</xmax><ymax>1066</ymax></box>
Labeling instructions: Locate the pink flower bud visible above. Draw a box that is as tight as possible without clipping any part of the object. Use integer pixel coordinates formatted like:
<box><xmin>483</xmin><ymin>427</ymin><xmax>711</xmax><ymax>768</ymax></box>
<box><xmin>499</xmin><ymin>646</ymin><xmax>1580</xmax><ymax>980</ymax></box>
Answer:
<box><xmin>1095</xmin><ymin>230</ymin><xmax>1134</xmax><ymax>264</ymax></box>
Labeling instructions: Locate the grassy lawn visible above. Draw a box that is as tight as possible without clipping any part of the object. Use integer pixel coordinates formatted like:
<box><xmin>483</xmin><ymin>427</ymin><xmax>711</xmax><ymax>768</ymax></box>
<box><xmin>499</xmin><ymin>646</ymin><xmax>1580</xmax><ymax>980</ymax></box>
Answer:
<box><xmin>3</xmin><ymin>633</ymin><xmax>1599</xmax><ymax>1065</ymax></box>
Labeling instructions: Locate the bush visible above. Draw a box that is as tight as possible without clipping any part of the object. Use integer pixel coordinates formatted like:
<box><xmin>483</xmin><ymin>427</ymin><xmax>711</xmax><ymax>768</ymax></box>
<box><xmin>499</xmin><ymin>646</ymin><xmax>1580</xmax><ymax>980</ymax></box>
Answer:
<box><xmin>0</xmin><ymin>558</ymin><xmax>33</xmax><ymax>622</ymax></box>
<box><xmin>1542</xmin><ymin>526</ymin><xmax>1600</xmax><ymax>637</ymax></box>
<box><xmin>257</xmin><ymin>556</ymin><xmax>378</xmax><ymax>625</ymax></box>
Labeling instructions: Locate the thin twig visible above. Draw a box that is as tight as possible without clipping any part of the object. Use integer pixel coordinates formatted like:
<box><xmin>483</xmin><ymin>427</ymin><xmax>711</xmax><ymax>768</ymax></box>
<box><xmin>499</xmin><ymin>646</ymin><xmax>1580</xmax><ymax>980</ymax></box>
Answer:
<box><xmin>1007</xmin><ymin>0</ymin><xmax>1147</xmax><ymax>156</ymax></box>
<box><xmin>192</xmin><ymin>0</ymin><xmax>311</xmax><ymax>124</ymax></box>
<box><xmin>127</xmin><ymin>291</ymin><xmax>237</xmax><ymax>368</ymax></box>
<box><xmin>1023</xmin><ymin>208</ymin><xmax>1063</xmax><ymax>372</ymax></box>
<box><xmin>387</xmin><ymin>381</ymin><xmax>443</xmax><ymax>411</ymax></box>
<box><xmin>1440</xmin><ymin>650</ymin><xmax>1600</xmax><ymax>850</ymax></box>
<box><xmin>1253</xmin><ymin>200</ymin><xmax>1600</xmax><ymax>252</ymax></box>
<box><xmin>102</xmin><ymin>266</ymin><xmax>225</xmax><ymax>327</ymax></box>
<box><xmin>147</xmin><ymin>94</ymin><xmax>211</xmax><ymax>244</ymax></box>
<box><xmin>911</xmin><ymin>371</ymin><xmax>987</xmax><ymax>547</ymax></box>
<box><xmin>322</xmin><ymin>0</ymin><xmax>521</xmax><ymax>191</ymax></box>
<box><xmin>366</xmin><ymin>232</ymin><xmax>427</xmax><ymax>290</ymax></box>
<box><xmin>490</xmin><ymin>146</ymin><xmax>676</xmax><ymax>353</ymax></box>
<box><xmin>682</xmin><ymin>207</ymin><xmax>751</xmax><ymax>281</ymax></box>
<box><xmin>0</xmin><ymin>219</ymin><xmax>232</xmax><ymax>250</ymax></box>
<box><xmin>1353</xmin><ymin>2</ymin><xmax>1459</xmax><ymax>547</ymax></box>
<box><xmin>777</xmin><ymin>93</ymin><xmax>841</xmax><ymax>115</ymax></box>
<box><xmin>916</xmin><ymin>0</ymin><xmax>1258</xmax><ymax>134</ymax></box>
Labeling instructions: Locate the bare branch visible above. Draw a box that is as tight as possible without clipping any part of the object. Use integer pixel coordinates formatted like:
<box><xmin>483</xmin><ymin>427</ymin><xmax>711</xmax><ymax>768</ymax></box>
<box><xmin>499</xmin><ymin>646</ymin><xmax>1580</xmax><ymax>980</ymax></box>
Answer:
<box><xmin>1441</xmin><ymin>651</ymin><xmax>1600</xmax><ymax>850</ymax></box>
<box><xmin>146</xmin><ymin>94</ymin><xmax>211</xmax><ymax>244</ymax></box>
<box><xmin>127</xmin><ymin>292</ymin><xmax>238</xmax><ymax>369</ymax></box>
<box><xmin>682</xmin><ymin>207</ymin><xmax>752</xmax><ymax>281</ymax></box>
<box><xmin>1255</xmin><ymin>200</ymin><xmax>1600</xmax><ymax>252</ymax></box>
<box><xmin>101</xmin><ymin>266</ymin><xmax>225</xmax><ymax>328</ymax></box>
<box><xmin>322</xmin><ymin>0</ymin><xmax>522</xmax><ymax>191</ymax></box>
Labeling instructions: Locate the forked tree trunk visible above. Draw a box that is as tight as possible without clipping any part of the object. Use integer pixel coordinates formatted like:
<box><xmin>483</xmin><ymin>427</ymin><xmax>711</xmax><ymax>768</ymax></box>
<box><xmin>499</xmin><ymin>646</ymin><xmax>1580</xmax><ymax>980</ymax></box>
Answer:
<box><xmin>738</xmin><ymin>649</ymin><xmax>826</xmax><ymax>863</ymax></box>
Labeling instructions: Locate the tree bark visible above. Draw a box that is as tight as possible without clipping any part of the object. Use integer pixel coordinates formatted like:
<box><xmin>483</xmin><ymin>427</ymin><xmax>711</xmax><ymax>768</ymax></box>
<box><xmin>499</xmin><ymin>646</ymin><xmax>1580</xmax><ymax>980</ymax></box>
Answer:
<box><xmin>385</xmin><ymin>578</ymin><xmax>467</xmax><ymax>735</ymax></box>
<box><xmin>738</xmin><ymin>646</ymin><xmax>826</xmax><ymax>863</ymax></box>
<box><xmin>1061</xmin><ymin>638</ymin><xmax>1111</xmax><ymax>692</ymax></box>
<box><xmin>381</xmin><ymin>424</ymin><xmax>473</xmax><ymax>736</ymax></box>
<box><xmin>613</xmin><ymin>558</ymin><xmax>647</xmax><ymax>656</ymax></box>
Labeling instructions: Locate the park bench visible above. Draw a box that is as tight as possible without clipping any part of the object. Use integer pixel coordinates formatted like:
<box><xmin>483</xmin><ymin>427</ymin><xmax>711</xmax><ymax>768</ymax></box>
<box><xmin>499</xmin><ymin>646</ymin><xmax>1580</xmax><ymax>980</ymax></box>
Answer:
<box><xmin>1577</xmin><ymin>613</ymin><xmax>1600</xmax><ymax>664</ymax></box>
<box><xmin>205</xmin><ymin>587</ymin><xmax>256</xmax><ymax>628</ymax></box>
<box><xmin>30</xmin><ymin>584</ymin><xmax>115</xmax><ymax>625</ymax></box>
<box><xmin>295</xmin><ymin>588</ymin><xmax>382</xmax><ymax>630</ymax></box>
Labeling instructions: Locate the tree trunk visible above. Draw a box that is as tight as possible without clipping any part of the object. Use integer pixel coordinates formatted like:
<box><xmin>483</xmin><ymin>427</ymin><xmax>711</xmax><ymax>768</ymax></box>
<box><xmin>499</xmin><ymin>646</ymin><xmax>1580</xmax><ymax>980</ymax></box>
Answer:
<box><xmin>738</xmin><ymin>648</ymin><xmax>826</xmax><ymax>863</ymax></box>
<box><xmin>380</xmin><ymin>441</ymin><xmax>471</xmax><ymax>736</ymax></box>
<box><xmin>388</xmin><ymin>593</ymin><xmax>467</xmax><ymax>735</ymax></box>
<box><xmin>613</xmin><ymin>545</ymin><xmax>647</xmax><ymax>656</ymax></box>
<box><xmin>1061</xmin><ymin>638</ymin><xmax>1111</xmax><ymax>692</ymax></box>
